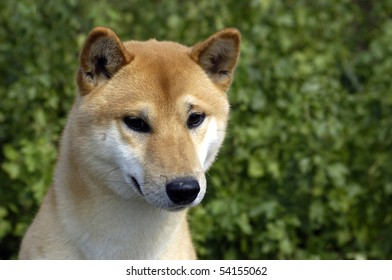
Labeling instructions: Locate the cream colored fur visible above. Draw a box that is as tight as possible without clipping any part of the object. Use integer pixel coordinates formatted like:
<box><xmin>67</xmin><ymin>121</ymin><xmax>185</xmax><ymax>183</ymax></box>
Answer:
<box><xmin>19</xmin><ymin>27</ymin><xmax>240</xmax><ymax>259</ymax></box>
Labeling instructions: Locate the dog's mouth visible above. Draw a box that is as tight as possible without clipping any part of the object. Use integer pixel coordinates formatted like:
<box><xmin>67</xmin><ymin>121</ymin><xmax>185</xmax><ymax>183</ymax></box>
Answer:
<box><xmin>128</xmin><ymin>175</ymin><xmax>203</xmax><ymax>211</ymax></box>
<box><xmin>130</xmin><ymin>176</ymin><xmax>143</xmax><ymax>196</ymax></box>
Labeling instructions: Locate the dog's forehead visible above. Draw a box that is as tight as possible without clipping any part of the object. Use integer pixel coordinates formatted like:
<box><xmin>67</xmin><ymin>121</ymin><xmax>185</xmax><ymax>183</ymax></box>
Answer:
<box><xmin>123</xmin><ymin>40</ymin><xmax>199</xmax><ymax>84</ymax></box>
<box><xmin>85</xmin><ymin>39</ymin><xmax>229</xmax><ymax>122</ymax></box>
<box><xmin>117</xmin><ymin>40</ymin><xmax>223</xmax><ymax>105</ymax></box>
<box><xmin>124</xmin><ymin>39</ymin><xmax>190</xmax><ymax>55</ymax></box>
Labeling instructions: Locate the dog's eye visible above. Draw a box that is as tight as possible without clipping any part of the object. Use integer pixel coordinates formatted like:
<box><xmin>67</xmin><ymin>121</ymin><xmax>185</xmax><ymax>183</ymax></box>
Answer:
<box><xmin>187</xmin><ymin>113</ymin><xmax>205</xmax><ymax>129</ymax></box>
<box><xmin>123</xmin><ymin>116</ymin><xmax>151</xmax><ymax>133</ymax></box>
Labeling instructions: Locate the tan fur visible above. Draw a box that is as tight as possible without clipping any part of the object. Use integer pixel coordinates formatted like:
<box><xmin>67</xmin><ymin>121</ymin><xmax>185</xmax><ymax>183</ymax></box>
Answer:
<box><xmin>19</xmin><ymin>27</ymin><xmax>240</xmax><ymax>259</ymax></box>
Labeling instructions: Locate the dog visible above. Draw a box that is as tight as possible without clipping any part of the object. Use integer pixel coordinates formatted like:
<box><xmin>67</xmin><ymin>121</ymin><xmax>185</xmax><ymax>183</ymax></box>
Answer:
<box><xmin>19</xmin><ymin>26</ymin><xmax>240</xmax><ymax>259</ymax></box>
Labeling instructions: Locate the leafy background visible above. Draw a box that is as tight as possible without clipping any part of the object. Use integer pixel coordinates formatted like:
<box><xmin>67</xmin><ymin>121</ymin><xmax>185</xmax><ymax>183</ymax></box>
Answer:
<box><xmin>1</xmin><ymin>0</ymin><xmax>391</xmax><ymax>259</ymax></box>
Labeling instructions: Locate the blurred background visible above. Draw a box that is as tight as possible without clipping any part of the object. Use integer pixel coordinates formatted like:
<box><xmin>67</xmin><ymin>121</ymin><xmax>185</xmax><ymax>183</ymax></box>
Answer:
<box><xmin>1</xmin><ymin>0</ymin><xmax>391</xmax><ymax>259</ymax></box>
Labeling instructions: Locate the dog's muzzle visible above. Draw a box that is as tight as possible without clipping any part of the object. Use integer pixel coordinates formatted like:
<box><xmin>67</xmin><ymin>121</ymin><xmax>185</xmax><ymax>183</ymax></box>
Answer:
<box><xmin>166</xmin><ymin>178</ymin><xmax>200</xmax><ymax>205</ymax></box>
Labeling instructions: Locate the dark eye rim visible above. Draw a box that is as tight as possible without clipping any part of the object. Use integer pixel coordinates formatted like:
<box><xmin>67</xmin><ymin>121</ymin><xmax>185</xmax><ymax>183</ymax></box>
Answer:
<box><xmin>123</xmin><ymin>116</ymin><xmax>151</xmax><ymax>133</ymax></box>
<box><xmin>187</xmin><ymin>112</ymin><xmax>206</xmax><ymax>129</ymax></box>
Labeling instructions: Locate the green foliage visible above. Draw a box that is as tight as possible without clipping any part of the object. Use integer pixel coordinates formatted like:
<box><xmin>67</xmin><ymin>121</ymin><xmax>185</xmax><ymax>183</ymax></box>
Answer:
<box><xmin>1</xmin><ymin>0</ymin><xmax>391</xmax><ymax>259</ymax></box>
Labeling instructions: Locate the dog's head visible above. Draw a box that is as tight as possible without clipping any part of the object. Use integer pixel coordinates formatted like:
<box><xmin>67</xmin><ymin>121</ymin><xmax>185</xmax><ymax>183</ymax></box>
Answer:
<box><xmin>73</xmin><ymin>27</ymin><xmax>240</xmax><ymax>210</ymax></box>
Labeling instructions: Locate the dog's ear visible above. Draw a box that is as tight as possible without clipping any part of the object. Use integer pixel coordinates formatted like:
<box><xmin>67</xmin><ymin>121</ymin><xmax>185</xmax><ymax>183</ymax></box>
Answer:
<box><xmin>189</xmin><ymin>28</ymin><xmax>240</xmax><ymax>91</ymax></box>
<box><xmin>77</xmin><ymin>27</ymin><xmax>133</xmax><ymax>95</ymax></box>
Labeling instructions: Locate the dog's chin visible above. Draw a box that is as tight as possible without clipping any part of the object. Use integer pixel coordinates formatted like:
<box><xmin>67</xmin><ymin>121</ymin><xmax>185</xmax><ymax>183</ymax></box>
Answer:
<box><xmin>167</xmin><ymin>202</ymin><xmax>202</xmax><ymax>212</ymax></box>
<box><xmin>145</xmin><ymin>201</ymin><xmax>197</xmax><ymax>212</ymax></box>
<box><xmin>165</xmin><ymin>205</ymin><xmax>188</xmax><ymax>212</ymax></box>
<box><xmin>145</xmin><ymin>199</ymin><xmax>202</xmax><ymax>212</ymax></box>
<box><xmin>158</xmin><ymin>195</ymin><xmax>206</xmax><ymax>211</ymax></box>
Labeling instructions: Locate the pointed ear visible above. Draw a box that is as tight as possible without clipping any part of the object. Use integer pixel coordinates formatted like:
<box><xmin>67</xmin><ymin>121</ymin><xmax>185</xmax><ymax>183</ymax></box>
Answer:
<box><xmin>77</xmin><ymin>27</ymin><xmax>133</xmax><ymax>95</ymax></box>
<box><xmin>189</xmin><ymin>28</ymin><xmax>240</xmax><ymax>91</ymax></box>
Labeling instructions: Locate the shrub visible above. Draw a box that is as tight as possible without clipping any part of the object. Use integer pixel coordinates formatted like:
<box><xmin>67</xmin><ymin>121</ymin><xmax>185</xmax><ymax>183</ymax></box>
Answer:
<box><xmin>1</xmin><ymin>0</ymin><xmax>391</xmax><ymax>259</ymax></box>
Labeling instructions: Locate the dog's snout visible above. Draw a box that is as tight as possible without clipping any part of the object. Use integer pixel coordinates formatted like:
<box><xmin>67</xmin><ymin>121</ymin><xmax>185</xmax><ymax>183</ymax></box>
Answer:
<box><xmin>166</xmin><ymin>178</ymin><xmax>200</xmax><ymax>205</ymax></box>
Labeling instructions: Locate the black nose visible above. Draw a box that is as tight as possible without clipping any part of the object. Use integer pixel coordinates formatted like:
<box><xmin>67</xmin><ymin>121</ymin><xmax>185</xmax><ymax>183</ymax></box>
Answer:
<box><xmin>166</xmin><ymin>178</ymin><xmax>200</xmax><ymax>205</ymax></box>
